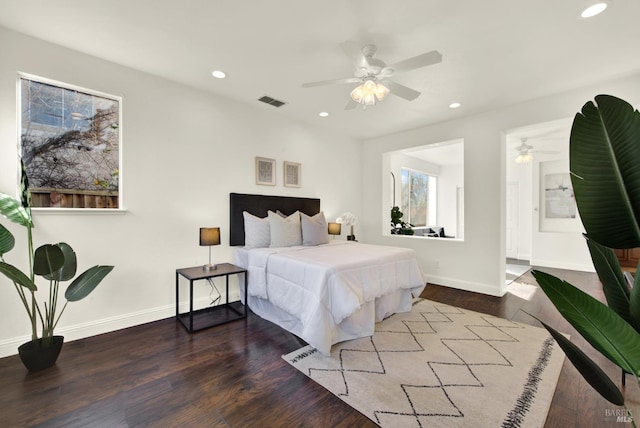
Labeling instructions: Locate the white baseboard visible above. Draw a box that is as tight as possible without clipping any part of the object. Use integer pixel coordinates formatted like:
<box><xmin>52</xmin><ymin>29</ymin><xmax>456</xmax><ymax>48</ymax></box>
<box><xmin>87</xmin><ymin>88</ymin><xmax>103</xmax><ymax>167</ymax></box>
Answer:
<box><xmin>0</xmin><ymin>290</ymin><xmax>241</xmax><ymax>359</ymax></box>
<box><xmin>426</xmin><ymin>274</ymin><xmax>506</xmax><ymax>297</ymax></box>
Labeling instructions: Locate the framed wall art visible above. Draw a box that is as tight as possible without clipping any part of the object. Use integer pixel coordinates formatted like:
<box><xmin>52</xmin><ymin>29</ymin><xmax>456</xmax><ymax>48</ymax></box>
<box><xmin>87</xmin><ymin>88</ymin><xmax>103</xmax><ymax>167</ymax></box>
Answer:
<box><xmin>18</xmin><ymin>73</ymin><xmax>122</xmax><ymax>209</ymax></box>
<box><xmin>255</xmin><ymin>156</ymin><xmax>276</xmax><ymax>186</ymax></box>
<box><xmin>538</xmin><ymin>160</ymin><xmax>581</xmax><ymax>233</ymax></box>
<box><xmin>544</xmin><ymin>173</ymin><xmax>576</xmax><ymax>219</ymax></box>
<box><xmin>284</xmin><ymin>161</ymin><xmax>301</xmax><ymax>188</ymax></box>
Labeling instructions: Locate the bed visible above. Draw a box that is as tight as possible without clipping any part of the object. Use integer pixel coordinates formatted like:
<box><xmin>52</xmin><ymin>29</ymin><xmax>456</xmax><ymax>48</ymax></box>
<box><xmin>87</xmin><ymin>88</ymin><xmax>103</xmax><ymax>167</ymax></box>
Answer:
<box><xmin>229</xmin><ymin>193</ymin><xmax>425</xmax><ymax>355</ymax></box>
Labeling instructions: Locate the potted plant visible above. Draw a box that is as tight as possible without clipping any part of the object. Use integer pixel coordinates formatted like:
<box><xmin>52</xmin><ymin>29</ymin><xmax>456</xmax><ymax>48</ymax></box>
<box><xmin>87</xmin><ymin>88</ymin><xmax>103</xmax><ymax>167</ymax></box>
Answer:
<box><xmin>390</xmin><ymin>206</ymin><xmax>414</xmax><ymax>235</ymax></box>
<box><xmin>0</xmin><ymin>162</ymin><xmax>114</xmax><ymax>371</ymax></box>
<box><xmin>531</xmin><ymin>95</ymin><xmax>640</xmax><ymax>410</ymax></box>
<box><xmin>338</xmin><ymin>212</ymin><xmax>358</xmax><ymax>241</ymax></box>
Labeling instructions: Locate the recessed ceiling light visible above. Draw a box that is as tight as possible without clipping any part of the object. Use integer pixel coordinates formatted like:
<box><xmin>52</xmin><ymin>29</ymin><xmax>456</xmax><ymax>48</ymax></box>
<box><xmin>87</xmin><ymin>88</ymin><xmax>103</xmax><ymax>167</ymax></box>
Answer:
<box><xmin>580</xmin><ymin>2</ymin><xmax>608</xmax><ymax>18</ymax></box>
<box><xmin>211</xmin><ymin>70</ymin><xmax>226</xmax><ymax>79</ymax></box>
<box><xmin>449</xmin><ymin>102</ymin><xmax>461</xmax><ymax>109</ymax></box>
<box><xmin>319</xmin><ymin>111</ymin><xmax>329</xmax><ymax>117</ymax></box>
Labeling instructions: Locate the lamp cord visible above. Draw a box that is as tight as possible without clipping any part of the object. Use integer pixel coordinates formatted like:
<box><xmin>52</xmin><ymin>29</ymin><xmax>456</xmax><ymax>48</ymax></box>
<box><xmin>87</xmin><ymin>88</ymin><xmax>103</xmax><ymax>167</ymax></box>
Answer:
<box><xmin>206</xmin><ymin>277</ymin><xmax>221</xmax><ymax>306</ymax></box>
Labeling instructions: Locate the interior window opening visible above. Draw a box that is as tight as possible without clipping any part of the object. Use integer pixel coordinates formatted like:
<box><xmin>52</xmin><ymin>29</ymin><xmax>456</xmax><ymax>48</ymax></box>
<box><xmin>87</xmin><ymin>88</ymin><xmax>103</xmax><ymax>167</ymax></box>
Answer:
<box><xmin>384</xmin><ymin>138</ymin><xmax>464</xmax><ymax>240</ymax></box>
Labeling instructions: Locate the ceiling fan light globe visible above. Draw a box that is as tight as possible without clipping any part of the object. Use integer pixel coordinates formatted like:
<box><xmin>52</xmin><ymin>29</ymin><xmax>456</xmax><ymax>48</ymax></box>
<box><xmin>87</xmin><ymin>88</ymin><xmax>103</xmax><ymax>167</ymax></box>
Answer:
<box><xmin>362</xmin><ymin>80</ymin><xmax>377</xmax><ymax>94</ymax></box>
<box><xmin>515</xmin><ymin>153</ymin><xmax>533</xmax><ymax>164</ymax></box>
<box><xmin>363</xmin><ymin>93</ymin><xmax>376</xmax><ymax>106</ymax></box>
<box><xmin>350</xmin><ymin>86</ymin><xmax>364</xmax><ymax>102</ymax></box>
<box><xmin>375</xmin><ymin>83</ymin><xmax>390</xmax><ymax>101</ymax></box>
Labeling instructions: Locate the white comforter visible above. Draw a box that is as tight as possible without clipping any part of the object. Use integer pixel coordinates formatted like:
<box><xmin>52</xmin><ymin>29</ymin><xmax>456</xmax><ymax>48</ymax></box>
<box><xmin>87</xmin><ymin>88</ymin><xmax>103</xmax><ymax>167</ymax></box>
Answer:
<box><xmin>237</xmin><ymin>241</ymin><xmax>425</xmax><ymax>353</ymax></box>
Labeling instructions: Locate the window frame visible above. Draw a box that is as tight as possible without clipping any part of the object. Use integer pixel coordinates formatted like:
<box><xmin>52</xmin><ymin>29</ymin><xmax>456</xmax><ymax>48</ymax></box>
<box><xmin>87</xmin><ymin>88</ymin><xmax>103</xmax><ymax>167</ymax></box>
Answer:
<box><xmin>18</xmin><ymin>72</ymin><xmax>123</xmax><ymax>210</ymax></box>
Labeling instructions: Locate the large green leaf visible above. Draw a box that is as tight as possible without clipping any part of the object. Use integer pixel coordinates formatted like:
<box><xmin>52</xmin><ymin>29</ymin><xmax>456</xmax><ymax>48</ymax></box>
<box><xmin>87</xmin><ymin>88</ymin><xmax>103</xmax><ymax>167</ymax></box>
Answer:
<box><xmin>0</xmin><ymin>223</ymin><xmax>15</xmax><ymax>255</ymax></box>
<box><xmin>532</xmin><ymin>270</ymin><xmax>640</xmax><ymax>376</ymax></box>
<box><xmin>33</xmin><ymin>244</ymin><xmax>64</xmax><ymax>277</ymax></box>
<box><xmin>631</xmin><ymin>268</ymin><xmax>640</xmax><ymax>332</ymax></box>
<box><xmin>585</xmin><ymin>235</ymin><xmax>631</xmax><ymax>323</ymax></box>
<box><xmin>19</xmin><ymin>158</ymin><xmax>31</xmax><ymax>211</ymax></box>
<box><xmin>0</xmin><ymin>261</ymin><xmax>37</xmax><ymax>291</ymax></box>
<box><xmin>536</xmin><ymin>319</ymin><xmax>624</xmax><ymax>405</ymax></box>
<box><xmin>570</xmin><ymin>95</ymin><xmax>640</xmax><ymax>249</ymax></box>
<box><xmin>0</xmin><ymin>193</ymin><xmax>31</xmax><ymax>228</ymax></box>
<box><xmin>65</xmin><ymin>265</ymin><xmax>113</xmax><ymax>302</ymax></box>
<box><xmin>44</xmin><ymin>242</ymin><xmax>77</xmax><ymax>282</ymax></box>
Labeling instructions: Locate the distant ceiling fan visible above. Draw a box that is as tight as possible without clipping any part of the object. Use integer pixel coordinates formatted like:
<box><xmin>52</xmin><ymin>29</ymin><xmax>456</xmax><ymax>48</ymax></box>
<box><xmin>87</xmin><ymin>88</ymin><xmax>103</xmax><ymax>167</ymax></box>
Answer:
<box><xmin>514</xmin><ymin>137</ymin><xmax>559</xmax><ymax>163</ymax></box>
<box><xmin>302</xmin><ymin>41</ymin><xmax>442</xmax><ymax>109</ymax></box>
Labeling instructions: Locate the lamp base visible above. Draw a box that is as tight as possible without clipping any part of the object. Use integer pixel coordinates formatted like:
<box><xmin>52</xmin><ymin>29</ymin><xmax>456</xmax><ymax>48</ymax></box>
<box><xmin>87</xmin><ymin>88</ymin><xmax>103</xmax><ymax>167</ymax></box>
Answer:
<box><xmin>203</xmin><ymin>264</ymin><xmax>217</xmax><ymax>271</ymax></box>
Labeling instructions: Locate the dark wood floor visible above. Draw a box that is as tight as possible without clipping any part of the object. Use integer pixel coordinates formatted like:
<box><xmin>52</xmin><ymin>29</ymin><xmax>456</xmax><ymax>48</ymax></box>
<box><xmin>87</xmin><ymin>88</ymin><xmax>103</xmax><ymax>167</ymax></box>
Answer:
<box><xmin>0</xmin><ymin>266</ymin><xmax>638</xmax><ymax>427</ymax></box>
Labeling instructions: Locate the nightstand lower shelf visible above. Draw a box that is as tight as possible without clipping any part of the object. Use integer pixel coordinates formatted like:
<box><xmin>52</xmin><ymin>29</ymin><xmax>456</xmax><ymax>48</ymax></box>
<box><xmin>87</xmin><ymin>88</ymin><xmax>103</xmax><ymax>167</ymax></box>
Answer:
<box><xmin>176</xmin><ymin>301</ymin><xmax>246</xmax><ymax>332</ymax></box>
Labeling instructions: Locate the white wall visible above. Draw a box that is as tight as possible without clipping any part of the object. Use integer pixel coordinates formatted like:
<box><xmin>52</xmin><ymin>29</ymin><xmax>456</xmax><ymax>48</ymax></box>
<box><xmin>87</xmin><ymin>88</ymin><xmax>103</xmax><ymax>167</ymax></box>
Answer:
<box><xmin>362</xmin><ymin>72</ymin><xmax>640</xmax><ymax>297</ymax></box>
<box><xmin>438</xmin><ymin>163</ymin><xmax>463</xmax><ymax>236</ymax></box>
<box><xmin>531</xmin><ymin>157</ymin><xmax>593</xmax><ymax>271</ymax></box>
<box><xmin>506</xmin><ymin>163</ymin><xmax>533</xmax><ymax>261</ymax></box>
<box><xmin>505</xmin><ymin>119</ymin><xmax>594</xmax><ymax>271</ymax></box>
<box><xmin>0</xmin><ymin>27</ymin><xmax>362</xmax><ymax>357</ymax></box>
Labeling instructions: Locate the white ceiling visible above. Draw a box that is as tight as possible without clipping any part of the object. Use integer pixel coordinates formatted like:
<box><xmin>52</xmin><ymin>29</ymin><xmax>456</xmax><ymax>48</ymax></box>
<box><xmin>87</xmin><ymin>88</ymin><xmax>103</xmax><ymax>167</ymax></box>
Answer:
<box><xmin>1</xmin><ymin>0</ymin><xmax>638</xmax><ymax>141</ymax></box>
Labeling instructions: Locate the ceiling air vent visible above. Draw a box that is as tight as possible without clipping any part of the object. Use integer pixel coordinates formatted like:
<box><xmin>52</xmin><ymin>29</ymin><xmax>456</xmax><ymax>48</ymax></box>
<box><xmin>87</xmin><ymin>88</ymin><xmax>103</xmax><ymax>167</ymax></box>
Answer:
<box><xmin>258</xmin><ymin>95</ymin><xmax>287</xmax><ymax>108</ymax></box>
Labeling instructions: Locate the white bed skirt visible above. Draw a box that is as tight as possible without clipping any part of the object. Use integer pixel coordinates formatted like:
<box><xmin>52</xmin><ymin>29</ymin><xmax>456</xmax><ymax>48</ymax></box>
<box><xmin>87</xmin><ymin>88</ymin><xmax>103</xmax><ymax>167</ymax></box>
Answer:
<box><xmin>240</xmin><ymin>282</ymin><xmax>417</xmax><ymax>354</ymax></box>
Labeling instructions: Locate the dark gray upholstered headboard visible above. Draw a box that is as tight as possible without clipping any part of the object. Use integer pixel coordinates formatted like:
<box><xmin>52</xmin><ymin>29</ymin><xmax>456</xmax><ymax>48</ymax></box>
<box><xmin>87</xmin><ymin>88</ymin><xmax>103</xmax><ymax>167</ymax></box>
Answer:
<box><xmin>229</xmin><ymin>193</ymin><xmax>321</xmax><ymax>246</ymax></box>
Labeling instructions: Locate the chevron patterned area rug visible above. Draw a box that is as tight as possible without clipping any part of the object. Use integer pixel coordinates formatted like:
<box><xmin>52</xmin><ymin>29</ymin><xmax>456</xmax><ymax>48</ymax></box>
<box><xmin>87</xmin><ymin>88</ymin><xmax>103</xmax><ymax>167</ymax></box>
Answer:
<box><xmin>283</xmin><ymin>299</ymin><xmax>565</xmax><ymax>427</ymax></box>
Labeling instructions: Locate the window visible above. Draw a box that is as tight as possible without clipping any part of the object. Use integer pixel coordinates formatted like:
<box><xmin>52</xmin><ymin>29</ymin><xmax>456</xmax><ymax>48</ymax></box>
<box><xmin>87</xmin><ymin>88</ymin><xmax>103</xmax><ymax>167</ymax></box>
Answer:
<box><xmin>401</xmin><ymin>168</ymin><xmax>437</xmax><ymax>227</ymax></box>
<box><xmin>23</xmin><ymin>80</ymin><xmax>93</xmax><ymax>130</ymax></box>
<box><xmin>19</xmin><ymin>74</ymin><xmax>121</xmax><ymax>209</ymax></box>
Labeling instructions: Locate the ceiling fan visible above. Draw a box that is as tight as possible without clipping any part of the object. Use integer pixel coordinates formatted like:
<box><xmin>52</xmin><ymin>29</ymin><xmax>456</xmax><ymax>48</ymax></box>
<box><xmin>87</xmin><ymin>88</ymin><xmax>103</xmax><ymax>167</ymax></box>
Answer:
<box><xmin>514</xmin><ymin>137</ymin><xmax>559</xmax><ymax>163</ymax></box>
<box><xmin>302</xmin><ymin>41</ymin><xmax>442</xmax><ymax>109</ymax></box>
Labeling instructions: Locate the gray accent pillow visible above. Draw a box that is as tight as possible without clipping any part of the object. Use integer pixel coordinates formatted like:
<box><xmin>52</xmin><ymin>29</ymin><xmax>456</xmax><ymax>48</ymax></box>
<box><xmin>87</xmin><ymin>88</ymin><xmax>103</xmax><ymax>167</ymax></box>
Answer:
<box><xmin>268</xmin><ymin>210</ymin><xmax>302</xmax><ymax>247</ymax></box>
<box><xmin>243</xmin><ymin>211</ymin><xmax>270</xmax><ymax>248</ymax></box>
<box><xmin>301</xmin><ymin>211</ymin><xmax>329</xmax><ymax>246</ymax></box>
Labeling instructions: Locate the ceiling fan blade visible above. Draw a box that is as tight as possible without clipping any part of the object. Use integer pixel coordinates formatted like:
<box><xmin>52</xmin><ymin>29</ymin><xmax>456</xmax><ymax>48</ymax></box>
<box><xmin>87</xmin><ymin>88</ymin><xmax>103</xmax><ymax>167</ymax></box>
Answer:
<box><xmin>516</xmin><ymin>142</ymin><xmax>533</xmax><ymax>151</ymax></box>
<box><xmin>388</xmin><ymin>50</ymin><xmax>443</xmax><ymax>73</ymax></box>
<box><xmin>345</xmin><ymin>98</ymin><xmax>359</xmax><ymax>110</ymax></box>
<box><xmin>385</xmin><ymin>80</ymin><xmax>421</xmax><ymax>101</ymax></box>
<box><xmin>340</xmin><ymin>41</ymin><xmax>370</xmax><ymax>71</ymax></box>
<box><xmin>302</xmin><ymin>77</ymin><xmax>361</xmax><ymax>88</ymax></box>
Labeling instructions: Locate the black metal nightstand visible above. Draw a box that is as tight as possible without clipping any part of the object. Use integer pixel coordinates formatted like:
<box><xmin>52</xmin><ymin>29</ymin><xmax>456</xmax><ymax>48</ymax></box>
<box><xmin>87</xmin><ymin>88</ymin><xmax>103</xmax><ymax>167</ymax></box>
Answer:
<box><xmin>175</xmin><ymin>263</ymin><xmax>248</xmax><ymax>333</ymax></box>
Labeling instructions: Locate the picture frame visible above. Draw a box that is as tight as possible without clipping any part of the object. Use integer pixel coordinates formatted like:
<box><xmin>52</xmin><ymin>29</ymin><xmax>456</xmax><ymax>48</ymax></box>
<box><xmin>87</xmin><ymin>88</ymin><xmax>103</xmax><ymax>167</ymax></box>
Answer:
<box><xmin>255</xmin><ymin>157</ymin><xmax>276</xmax><ymax>186</ymax></box>
<box><xmin>544</xmin><ymin>172</ymin><xmax>576</xmax><ymax>219</ymax></box>
<box><xmin>18</xmin><ymin>73</ymin><xmax>122</xmax><ymax>209</ymax></box>
<box><xmin>538</xmin><ymin>160</ymin><xmax>581</xmax><ymax>233</ymax></box>
<box><xmin>284</xmin><ymin>161</ymin><xmax>301</xmax><ymax>188</ymax></box>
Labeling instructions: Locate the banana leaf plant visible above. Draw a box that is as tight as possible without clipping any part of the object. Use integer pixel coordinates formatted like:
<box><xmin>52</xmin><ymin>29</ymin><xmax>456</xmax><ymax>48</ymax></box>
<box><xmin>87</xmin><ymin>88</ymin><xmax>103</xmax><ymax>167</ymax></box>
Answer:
<box><xmin>0</xmin><ymin>161</ymin><xmax>114</xmax><ymax>346</ymax></box>
<box><xmin>531</xmin><ymin>95</ymin><xmax>640</xmax><ymax>411</ymax></box>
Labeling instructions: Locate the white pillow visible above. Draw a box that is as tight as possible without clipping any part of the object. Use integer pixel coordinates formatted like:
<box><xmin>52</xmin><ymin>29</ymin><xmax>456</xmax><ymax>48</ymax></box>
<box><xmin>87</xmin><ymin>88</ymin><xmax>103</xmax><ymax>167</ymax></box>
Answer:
<box><xmin>301</xmin><ymin>211</ymin><xmax>329</xmax><ymax>246</ymax></box>
<box><xmin>268</xmin><ymin>210</ymin><xmax>302</xmax><ymax>247</ymax></box>
<box><xmin>243</xmin><ymin>211</ymin><xmax>270</xmax><ymax>248</ymax></box>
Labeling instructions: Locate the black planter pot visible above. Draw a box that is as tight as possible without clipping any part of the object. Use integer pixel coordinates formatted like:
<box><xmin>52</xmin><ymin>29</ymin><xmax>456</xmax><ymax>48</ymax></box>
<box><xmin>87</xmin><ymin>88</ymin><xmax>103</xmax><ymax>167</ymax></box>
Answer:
<box><xmin>18</xmin><ymin>336</ymin><xmax>64</xmax><ymax>372</ymax></box>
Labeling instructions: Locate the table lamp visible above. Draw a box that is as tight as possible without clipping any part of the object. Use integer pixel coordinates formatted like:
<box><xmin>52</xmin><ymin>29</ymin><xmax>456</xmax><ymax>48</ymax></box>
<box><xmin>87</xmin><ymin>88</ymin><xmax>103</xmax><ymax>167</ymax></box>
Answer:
<box><xmin>328</xmin><ymin>222</ymin><xmax>341</xmax><ymax>239</ymax></box>
<box><xmin>200</xmin><ymin>227</ymin><xmax>220</xmax><ymax>271</ymax></box>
